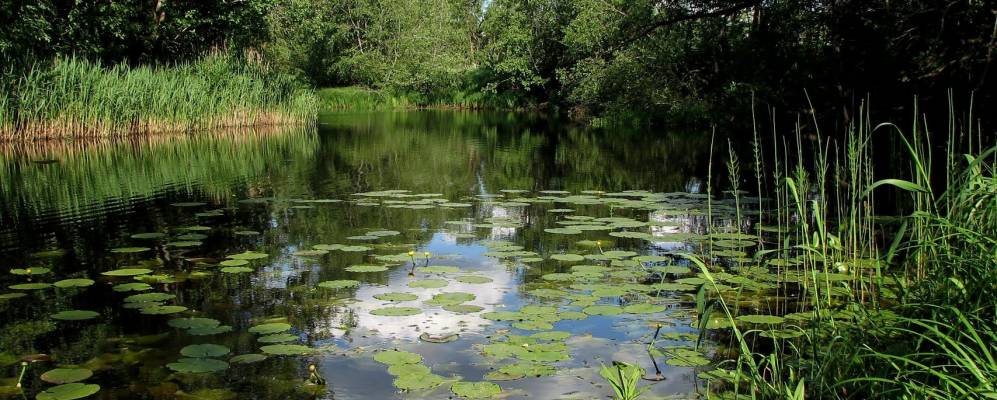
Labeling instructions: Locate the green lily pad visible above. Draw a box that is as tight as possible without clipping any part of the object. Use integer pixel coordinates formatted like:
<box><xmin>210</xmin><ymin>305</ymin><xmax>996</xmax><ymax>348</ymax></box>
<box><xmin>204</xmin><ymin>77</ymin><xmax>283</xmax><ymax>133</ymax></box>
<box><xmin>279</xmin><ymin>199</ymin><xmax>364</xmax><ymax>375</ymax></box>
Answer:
<box><xmin>492</xmin><ymin>362</ymin><xmax>555</xmax><ymax>379</ymax></box>
<box><xmin>234</xmin><ymin>230</ymin><xmax>261</xmax><ymax>236</ymax></box>
<box><xmin>36</xmin><ymin>383</ymin><xmax>100</xmax><ymax>400</ymax></box>
<box><xmin>451</xmin><ymin>381</ymin><xmax>501</xmax><ymax>398</ymax></box>
<box><xmin>293</xmin><ymin>249</ymin><xmax>328</xmax><ymax>257</ymax></box>
<box><xmin>531</xmin><ymin>331</ymin><xmax>571</xmax><ymax>341</ymax></box>
<box><xmin>407</xmin><ymin>279</ymin><xmax>448</xmax><ymax>289</ymax></box>
<box><xmin>180</xmin><ymin>344</ymin><xmax>230</xmax><ymax>358</ymax></box>
<box><xmin>10</xmin><ymin>282</ymin><xmax>52</xmax><ymax>290</ymax></box>
<box><xmin>550</xmin><ymin>254</ymin><xmax>584</xmax><ymax>262</ymax></box>
<box><xmin>318</xmin><ymin>280</ymin><xmax>360</xmax><ymax>289</ymax></box>
<box><xmin>373</xmin><ymin>292</ymin><xmax>418</xmax><ymax>302</ymax></box>
<box><xmin>370</xmin><ymin>307</ymin><xmax>422</xmax><ymax>316</ymax></box>
<box><xmin>374</xmin><ymin>350</ymin><xmax>422</xmax><ymax>365</ymax></box>
<box><xmin>258</xmin><ymin>333</ymin><xmax>298</xmax><ymax>343</ymax></box>
<box><xmin>11</xmin><ymin>267</ymin><xmax>50</xmax><ymax>275</ymax></box>
<box><xmin>393</xmin><ymin>373</ymin><xmax>445</xmax><ymax>390</ymax></box>
<box><xmin>260</xmin><ymin>344</ymin><xmax>312</xmax><ymax>356</ymax></box>
<box><xmin>512</xmin><ymin>320</ymin><xmax>553</xmax><ymax>331</ymax></box>
<box><xmin>419</xmin><ymin>332</ymin><xmax>459</xmax><ymax>343</ymax></box>
<box><xmin>424</xmin><ymin>292</ymin><xmax>475</xmax><ymax>306</ymax></box>
<box><xmin>218</xmin><ymin>259</ymin><xmax>249</xmax><ymax>267</ymax></box>
<box><xmin>229</xmin><ymin>354</ymin><xmax>267</xmax><ymax>364</ymax></box>
<box><xmin>139</xmin><ymin>305</ymin><xmax>188</xmax><ymax>315</ymax></box>
<box><xmin>387</xmin><ymin>363</ymin><xmax>431</xmax><ymax>376</ymax></box>
<box><xmin>226</xmin><ymin>252</ymin><xmax>268</xmax><ymax>260</ymax></box>
<box><xmin>248</xmin><ymin>323</ymin><xmax>291</xmax><ymax>335</ymax></box>
<box><xmin>345</xmin><ymin>264</ymin><xmax>389</xmax><ymax>273</ymax></box>
<box><xmin>456</xmin><ymin>275</ymin><xmax>493</xmax><ymax>284</ymax></box>
<box><xmin>125</xmin><ymin>292</ymin><xmax>175</xmax><ymax>303</ymax></box>
<box><xmin>220</xmin><ymin>267</ymin><xmax>253</xmax><ymax>274</ymax></box>
<box><xmin>189</xmin><ymin>325</ymin><xmax>234</xmax><ymax>336</ymax></box>
<box><xmin>168</xmin><ymin>318</ymin><xmax>220</xmax><ymax>330</ymax></box>
<box><xmin>167</xmin><ymin>358</ymin><xmax>229</xmax><ymax>373</ymax></box>
<box><xmin>102</xmin><ymin>268</ymin><xmax>152</xmax><ymax>277</ymax></box>
<box><xmin>130</xmin><ymin>233</ymin><xmax>166</xmax><ymax>240</ymax></box>
<box><xmin>544</xmin><ymin>228</ymin><xmax>582</xmax><ymax>235</ymax></box>
<box><xmin>443</xmin><ymin>304</ymin><xmax>484</xmax><ymax>313</ymax></box>
<box><xmin>51</xmin><ymin>310</ymin><xmax>99</xmax><ymax>321</ymax></box>
<box><xmin>759</xmin><ymin>329</ymin><xmax>805</xmax><ymax>339</ymax></box>
<box><xmin>0</xmin><ymin>292</ymin><xmax>27</xmax><ymax>300</ymax></box>
<box><xmin>111</xmin><ymin>247</ymin><xmax>150</xmax><ymax>254</ymax></box>
<box><xmin>40</xmin><ymin>368</ymin><xmax>93</xmax><ymax>384</ymax></box>
<box><xmin>53</xmin><ymin>279</ymin><xmax>95</xmax><ymax>288</ymax></box>
<box><xmin>582</xmin><ymin>305</ymin><xmax>622</xmax><ymax>316</ymax></box>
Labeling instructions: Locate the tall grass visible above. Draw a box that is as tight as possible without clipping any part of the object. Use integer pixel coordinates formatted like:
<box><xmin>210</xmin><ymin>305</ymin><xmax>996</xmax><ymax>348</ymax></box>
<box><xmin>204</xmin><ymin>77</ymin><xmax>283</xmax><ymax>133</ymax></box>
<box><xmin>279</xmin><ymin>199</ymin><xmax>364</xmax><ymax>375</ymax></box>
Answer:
<box><xmin>316</xmin><ymin>85</ymin><xmax>526</xmax><ymax>111</ymax></box>
<box><xmin>0</xmin><ymin>54</ymin><xmax>317</xmax><ymax>140</ymax></box>
<box><xmin>694</xmin><ymin>95</ymin><xmax>996</xmax><ymax>399</ymax></box>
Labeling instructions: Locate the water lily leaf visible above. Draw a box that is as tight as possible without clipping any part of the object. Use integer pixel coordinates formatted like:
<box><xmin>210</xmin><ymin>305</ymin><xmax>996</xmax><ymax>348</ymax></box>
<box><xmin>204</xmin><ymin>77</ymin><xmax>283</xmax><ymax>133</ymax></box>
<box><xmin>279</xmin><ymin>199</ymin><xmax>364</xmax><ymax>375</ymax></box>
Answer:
<box><xmin>125</xmin><ymin>292</ymin><xmax>175</xmax><ymax>303</ymax></box>
<box><xmin>424</xmin><ymin>292</ymin><xmax>475</xmax><ymax>306</ymax></box>
<box><xmin>11</xmin><ymin>267</ymin><xmax>50</xmax><ymax>275</ymax></box>
<box><xmin>180</xmin><ymin>344</ymin><xmax>230</xmax><ymax>358</ymax></box>
<box><xmin>9</xmin><ymin>282</ymin><xmax>52</xmax><ymax>290</ymax></box>
<box><xmin>550</xmin><ymin>254</ymin><xmax>584</xmax><ymax>262</ymax></box>
<box><xmin>582</xmin><ymin>305</ymin><xmax>622</xmax><ymax>316</ymax></box>
<box><xmin>139</xmin><ymin>305</ymin><xmax>187</xmax><ymax>315</ymax></box>
<box><xmin>373</xmin><ymin>292</ymin><xmax>418</xmax><ymax>302</ymax></box>
<box><xmin>40</xmin><ymin>368</ymin><xmax>92</xmax><ymax>384</ymax></box>
<box><xmin>455</xmin><ymin>275</ymin><xmax>492</xmax><ymax>284</ymax></box>
<box><xmin>494</xmin><ymin>362</ymin><xmax>555</xmax><ymax>379</ymax></box>
<box><xmin>419</xmin><ymin>332</ymin><xmax>459</xmax><ymax>343</ymax></box>
<box><xmin>531</xmin><ymin>331</ymin><xmax>571</xmax><ymax>341</ymax></box>
<box><xmin>544</xmin><ymin>228</ymin><xmax>582</xmax><ymax>235</ymax></box>
<box><xmin>393</xmin><ymin>373</ymin><xmax>444</xmax><ymax>391</ymax></box>
<box><xmin>111</xmin><ymin>247</ymin><xmax>151</xmax><ymax>254</ymax></box>
<box><xmin>415</xmin><ymin>265</ymin><xmax>460</xmax><ymax>274</ymax></box>
<box><xmin>373</xmin><ymin>350</ymin><xmax>422</xmax><ymax>365</ymax></box>
<box><xmin>220</xmin><ymin>267</ymin><xmax>253</xmax><ymax>274</ymax></box>
<box><xmin>759</xmin><ymin>329</ymin><xmax>805</xmax><ymax>339</ymax></box>
<box><xmin>317</xmin><ymin>280</ymin><xmax>360</xmax><ymax>289</ymax></box>
<box><xmin>293</xmin><ymin>249</ymin><xmax>328</xmax><ymax>257</ymax></box>
<box><xmin>53</xmin><ymin>279</ymin><xmax>94</xmax><ymax>288</ymax></box>
<box><xmin>167</xmin><ymin>358</ymin><xmax>229</xmax><ymax>373</ymax></box>
<box><xmin>345</xmin><ymin>264</ymin><xmax>388</xmax><ymax>273</ymax></box>
<box><xmin>248</xmin><ymin>323</ymin><xmax>291</xmax><ymax>335</ymax></box>
<box><xmin>229</xmin><ymin>354</ymin><xmax>267</xmax><ymax>364</ymax></box>
<box><xmin>0</xmin><ymin>292</ymin><xmax>27</xmax><ymax>300</ymax></box>
<box><xmin>36</xmin><ymin>383</ymin><xmax>100</xmax><ymax>400</ymax></box>
<box><xmin>102</xmin><ymin>268</ymin><xmax>152</xmax><ymax>277</ymax></box>
<box><xmin>219</xmin><ymin>259</ymin><xmax>249</xmax><ymax>267</ymax></box>
<box><xmin>340</xmin><ymin>246</ymin><xmax>371</xmax><ymax>252</ymax></box>
<box><xmin>451</xmin><ymin>381</ymin><xmax>501</xmax><ymax>399</ymax></box>
<box><xmin>130</xmin><ymin>233</ymin><xmax>166</xmax><ymax>240</ymax></box>
<box><xmin>387</xmin><ymin>363</ymin><xmax>431</xmax><ymax>376</ymax></box>
<box><xmin>226</xmin><ymin>252</ymin><xmax>268</xmax><ymax>260</ymax></box>
<box><xmin>512</xmin><ymin>320</ymin><xmax>552</xmax><ymax>331</ymax></box>
<box><xmin>443</xmin><ymin>304</ymin><xmax>484</xmax><ymax>313</ymax></box>
<box><xmin>51</xmin><ymin>310</ymin><xmax>99</xmax><ymax>321</ymax></box>
<box><xmin>189</xmin><ymin>325</ymin><xmax>233</xmax><ymax>336</ymax></box>
<box><xmin>169</xmin><ymin>318</ymin><xmax>220</xmax><ymax>330</ymax></box>
<box><xmin>259</xmin><ymin>344</ymin><xmax>312</xmax><ymax>356</ymax></box>
<box><xmin>370</xmin><ymin>307</ymin><xmax>421</xmax><ymax>316</ymax></box>
<box><xmin>258</xmin><ymin>333</ymin><xmax>298</xmax><ymax>343</ymax></box>
<box><xmin>407</xmin><ymin>279</ymin><xmax>448</xmax><ymax>289</ymax></box>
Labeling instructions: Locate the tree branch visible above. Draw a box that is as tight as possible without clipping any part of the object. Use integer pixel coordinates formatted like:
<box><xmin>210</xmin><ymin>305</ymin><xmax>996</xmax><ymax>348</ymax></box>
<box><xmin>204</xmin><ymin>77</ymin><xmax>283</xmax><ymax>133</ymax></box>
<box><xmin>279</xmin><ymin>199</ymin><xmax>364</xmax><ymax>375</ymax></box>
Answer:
<box><xmin>610</xmin><ymin>0</ymin><xmax>762</xmax><ymax>52</ymax></box>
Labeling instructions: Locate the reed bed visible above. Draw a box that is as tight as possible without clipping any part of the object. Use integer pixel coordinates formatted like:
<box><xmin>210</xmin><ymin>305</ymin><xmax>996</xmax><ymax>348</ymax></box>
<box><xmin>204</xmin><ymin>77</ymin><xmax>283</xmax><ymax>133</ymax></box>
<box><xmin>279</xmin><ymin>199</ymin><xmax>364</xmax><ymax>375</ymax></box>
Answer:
<box><xmin>0</xmin><ymin>55</ymin><xmax>317</xmax><ymax>140</ymax></box>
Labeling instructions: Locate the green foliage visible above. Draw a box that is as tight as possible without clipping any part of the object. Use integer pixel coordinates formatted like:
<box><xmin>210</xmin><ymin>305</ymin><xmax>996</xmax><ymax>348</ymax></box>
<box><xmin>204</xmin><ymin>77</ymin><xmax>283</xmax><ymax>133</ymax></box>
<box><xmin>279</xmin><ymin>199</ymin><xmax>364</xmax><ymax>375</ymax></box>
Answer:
<box><xmin>599</xmin><ymin>361</ymin><xmax>645</xmax><ymax>400</ymax></box>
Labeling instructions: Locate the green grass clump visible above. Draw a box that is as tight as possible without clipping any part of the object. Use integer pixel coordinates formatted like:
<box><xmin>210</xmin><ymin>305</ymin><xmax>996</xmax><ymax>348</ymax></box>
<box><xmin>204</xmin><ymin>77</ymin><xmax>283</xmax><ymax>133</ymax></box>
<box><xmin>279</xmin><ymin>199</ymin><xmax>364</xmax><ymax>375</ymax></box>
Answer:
<box><xmin>0</xmin><ymin>54</ymin><xmax>316</xmax><ymax>140</ymax></box>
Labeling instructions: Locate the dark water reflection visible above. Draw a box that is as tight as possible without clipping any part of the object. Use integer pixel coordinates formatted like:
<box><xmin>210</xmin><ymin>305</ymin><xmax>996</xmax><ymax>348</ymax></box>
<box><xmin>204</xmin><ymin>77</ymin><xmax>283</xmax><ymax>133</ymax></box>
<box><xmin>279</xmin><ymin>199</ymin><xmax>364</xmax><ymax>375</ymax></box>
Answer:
<box><xmin>0</xmin><ymin>111</ymin><xmax>717</xmax><ymax>399</ymax></box>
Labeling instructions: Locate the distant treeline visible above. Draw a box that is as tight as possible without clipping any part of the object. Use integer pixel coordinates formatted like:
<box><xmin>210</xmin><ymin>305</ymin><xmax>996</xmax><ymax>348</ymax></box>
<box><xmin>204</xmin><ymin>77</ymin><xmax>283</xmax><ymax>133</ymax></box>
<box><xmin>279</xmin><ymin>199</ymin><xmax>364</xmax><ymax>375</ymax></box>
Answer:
<box><xmin>2</xmin><ymin>1</ymin><xmax>994</xmax><ymax>126</ymax></box>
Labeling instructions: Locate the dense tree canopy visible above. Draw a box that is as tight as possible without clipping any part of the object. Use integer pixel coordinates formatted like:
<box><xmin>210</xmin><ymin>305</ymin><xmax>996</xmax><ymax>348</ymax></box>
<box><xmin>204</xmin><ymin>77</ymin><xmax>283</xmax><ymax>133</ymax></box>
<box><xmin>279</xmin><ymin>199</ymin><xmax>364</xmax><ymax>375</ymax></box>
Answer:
<box><xmin>2</xmin><ymin>0</ymin><xmax>993</xmax><ymax>125</ymax></box>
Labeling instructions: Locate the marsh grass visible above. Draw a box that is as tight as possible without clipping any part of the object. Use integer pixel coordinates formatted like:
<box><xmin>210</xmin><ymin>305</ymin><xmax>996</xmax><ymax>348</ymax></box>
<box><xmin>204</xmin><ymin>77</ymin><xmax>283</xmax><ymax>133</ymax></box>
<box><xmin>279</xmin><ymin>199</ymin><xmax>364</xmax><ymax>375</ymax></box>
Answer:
<box><xmin>0</xmin><ymin>54</ymin><xmax>316</xmax><ymax>140</ymax></box>
<box><xmin>696</xmin><ymin>94</ymin><xmax>996</xmax><ymax>399</ymax></box>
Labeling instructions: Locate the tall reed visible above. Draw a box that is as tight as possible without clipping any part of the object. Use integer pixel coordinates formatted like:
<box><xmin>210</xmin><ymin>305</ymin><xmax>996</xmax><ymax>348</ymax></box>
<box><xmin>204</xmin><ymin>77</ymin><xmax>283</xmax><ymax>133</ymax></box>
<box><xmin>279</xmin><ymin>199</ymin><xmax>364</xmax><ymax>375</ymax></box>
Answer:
<box><xmin>0</xmin><ymin>54</ymin><xmax>317</xmax><ymax>140</ymax></box>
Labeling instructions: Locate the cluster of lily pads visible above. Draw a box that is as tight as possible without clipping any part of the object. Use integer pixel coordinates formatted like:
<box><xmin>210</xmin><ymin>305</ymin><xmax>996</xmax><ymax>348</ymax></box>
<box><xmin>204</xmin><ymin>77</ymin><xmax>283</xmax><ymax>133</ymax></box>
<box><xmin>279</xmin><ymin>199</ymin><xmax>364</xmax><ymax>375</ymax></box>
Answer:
<box><xmin>373</xmin><ymin>350</ymin><xmax>501</xmax><ymax>399</ymax></box>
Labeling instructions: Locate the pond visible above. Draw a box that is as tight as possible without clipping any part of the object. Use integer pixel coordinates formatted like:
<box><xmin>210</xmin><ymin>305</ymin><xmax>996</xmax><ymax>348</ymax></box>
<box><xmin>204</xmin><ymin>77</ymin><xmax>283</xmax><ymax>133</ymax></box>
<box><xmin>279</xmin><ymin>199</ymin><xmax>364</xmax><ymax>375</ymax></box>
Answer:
<box><xmin>0</xmin><ymin>110</ymin><xmax>779</xmax><ymax>399</ymax></box>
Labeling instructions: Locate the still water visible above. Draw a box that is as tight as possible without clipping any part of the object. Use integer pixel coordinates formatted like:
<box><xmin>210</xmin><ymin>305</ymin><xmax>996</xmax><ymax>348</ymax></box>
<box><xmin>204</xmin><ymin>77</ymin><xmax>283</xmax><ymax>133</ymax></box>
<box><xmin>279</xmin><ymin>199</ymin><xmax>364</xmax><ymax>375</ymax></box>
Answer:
<box><xmin>0</xmin><ymin>111</ymin><xmax>746</xmax><ymax>399</ymax></box>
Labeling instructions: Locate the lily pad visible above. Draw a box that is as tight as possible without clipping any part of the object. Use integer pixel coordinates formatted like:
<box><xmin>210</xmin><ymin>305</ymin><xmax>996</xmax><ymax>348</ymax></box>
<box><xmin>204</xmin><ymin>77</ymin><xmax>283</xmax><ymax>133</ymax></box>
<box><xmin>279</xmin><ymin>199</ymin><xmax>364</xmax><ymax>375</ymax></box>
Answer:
<box><xmin>130</xmin><ymin>233</ymin><xmax>166</xmax><ymax>240</ymax></box>
<box><xmin>736</xmin><ymin>314</ymin><xmax>785</xmax><ymax>325</ymax></box>
<box><xmin>40</xmin><ymin>368</ymin><xmax>93</xmax><ymax>384</ymax></box>
<box><xmin>10</xmin><ymin>283</ymin><xmax>52</xmax><ymax>290</ymax></box>
<box><xmin>370</xmin><ymin>307</ymin><xmax>422</xmax><ymax>316</ymax></box>
<box><xmin>373</xmin><ymin>292</ymin><xmax>419</xmax><ymax>302</ymax></box>
<box><xmin>451</xmin><ymin>381</ymin><xmax>501</xmax><ymax>399</ymax></box>
<box><xmin>248</xmin><ymin>323</ymin><xmax>291</xmax><ymax>335</ymax></box>
<box><xmin>11</xmin><ymin>267</ymin><xmax>50</xmax><ymax>275</ymax></box>
<box><xmin>407</xmin><ymin>279</ymin><xmax>448</xmax><ymax>289</ymax></box>
<box><xmin>139</xmin><ymin>305</ymin><xmax>188</xmax><ymax>315</ymax></box>
<box><xmin>0</xmin><ymin>292</ymin><xmax>26</xmax><ymax>300</ymax></box>
<box><xmin>226</xmin><ymin>252</ymin><xmax>268</xmax><ymax>260</ymax></box>
<box><xmin>167</xmin><ymin>358</ymin><xmax>229</xmax><ymax>373</ymax></box>
<box><xmin>259</xmin><ymin>344</ymin><xmax>312</xmax><ymax>355</ymax></box>
<box><xmin>51</xmin><ymin>310</ymin><xmax>99</xmax><ymax>321</ymax></box>
<box><xmin>387</xmin><ymin>363</ymin><xmax>431</xmax><ymax>376</ymax></box>
<box><xmin>317</xmin><ymin>280</ymin><xmax>360</xmax><ymax>289</ymax></box>
<box><xmin>393</xmin><ymin>373</ymin><xmax>445</xmax><ymax>390</ymax></box>
<box><xmin>550</xmin><ymin>254</ymin><xmax>584</xmax><ymax>262</ymax></box>
<box><xmin>180</xmin><ymin>344</ymin><xmax>230</xmax><ymax>358</ymax></box>
<box><xmin>582</xmin><ymin>305</ymin><xmax>622</xmax><ymax>316</ymax></box>
<box><xmin>424</xmin><ymin>292</ymin><xmax>475</xmax><ymax>306</ymax></box>
<box><xmin>218</xmin><ymin>259</ymin><xmax>249</xmax><ymax>267</ymax></box>
<box><xmin>623</xmin><ymin>303</ymin><xmax>666</xmax><ymax>314</ymax></box>
<box><xmin>102</xmin><ymin>268</ymin><xmax>152</xmax><ymax>277</ymax></box>
<box><xmin>345</xmin><ymin>265</ymin><xmax>389</xmax><ymax>273</ymax></box>
<box><xmin>220</xmin><ymin>267</ymin><xmax>253</xmax><ymax>274</ymax></box>
<box><xmin>124</xmin><ymin>292</ymin><xmax>175</xmax><ymax>303</ymax></box>
<box><xmin>169</xmin><ymin>318</ymin><xmax>220</xmax><ymax>330</ymax></box>
<box><xmin>419</xmin><ymin>332</ymin><xmax>459</xmax><ymax>343</ymax></box>
<box><xmin>443</xmin><ymin>304</ymin><xmax>484</xmax><ymax>313</ymax></box>
<box><xmin>374</xmin><ymin>350</ymin><xmax>422</xmax><ymax>365</ymax></box>
<box><xmin>415</xmin><ymin>265</ymin><xmax>460</xmax><ymax>274</ymax></box>
<box><xmin>36</xmin><ymin>383</ymin><xmax>100</xmax><ymax>400</ymax></box>
<box><xmin>456</xmin><ymin>275</ymin><xmax>493</xmax><ymax>284</ymax></box>
<box><xmin>53</xmin><ymin>279</ymin><xmax>95</xmax><ymax>288</ymax></box>
<box><xmin>258</xmin><ymin>333</ymin><xmax>298</xmax><ymax>343</ymax></box>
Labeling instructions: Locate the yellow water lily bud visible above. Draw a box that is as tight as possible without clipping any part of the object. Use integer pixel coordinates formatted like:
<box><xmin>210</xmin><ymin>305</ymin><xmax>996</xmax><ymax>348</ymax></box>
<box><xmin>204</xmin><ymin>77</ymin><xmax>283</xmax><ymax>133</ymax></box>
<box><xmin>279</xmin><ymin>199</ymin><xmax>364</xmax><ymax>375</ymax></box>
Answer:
<box><xmin>407</xmin><ymin>250</ymin><xmax>415</xmax><ymax>256</ymax></box>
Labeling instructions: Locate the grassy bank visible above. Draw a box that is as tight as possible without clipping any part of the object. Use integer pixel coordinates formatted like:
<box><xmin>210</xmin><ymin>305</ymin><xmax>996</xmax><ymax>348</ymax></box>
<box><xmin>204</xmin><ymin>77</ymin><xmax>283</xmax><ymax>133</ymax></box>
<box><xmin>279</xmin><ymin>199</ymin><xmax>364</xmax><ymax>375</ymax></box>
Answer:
<box><xmin>316</xmin><ymin>86</ymin><xmax>527</xmax><ymax>111</ymax></box>
<box><xmin>678</xmin><ymin>100</ymin><xmax>996</xmax><ymax>399</ymax></box>
<box><xmin>0</xmin><ymin>55</ymin><xmax>317</xmax><ymax>140</ymax></box>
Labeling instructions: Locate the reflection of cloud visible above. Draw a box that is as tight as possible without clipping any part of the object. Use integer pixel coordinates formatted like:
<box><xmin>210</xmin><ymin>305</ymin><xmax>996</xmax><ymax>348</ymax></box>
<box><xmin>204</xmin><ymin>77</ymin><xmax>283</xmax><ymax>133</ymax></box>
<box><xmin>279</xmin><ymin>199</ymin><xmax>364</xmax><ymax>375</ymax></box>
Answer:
<box><xmin>347</xmin><ymin>235</ymin><xmax>516</xmax><ymax>340</ymax></box>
